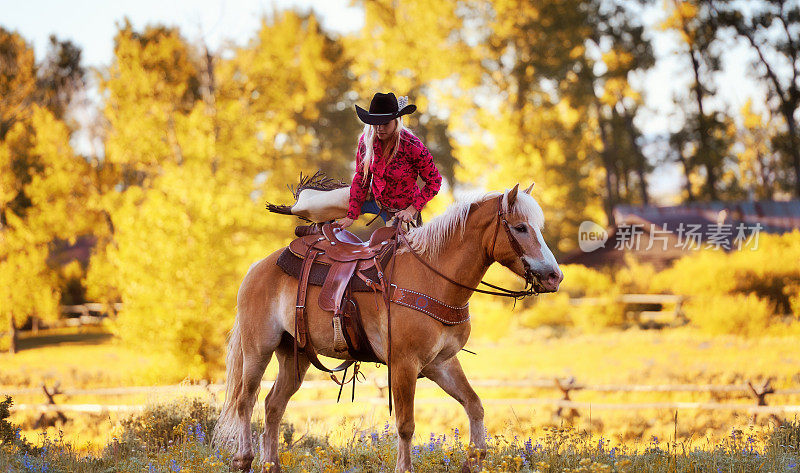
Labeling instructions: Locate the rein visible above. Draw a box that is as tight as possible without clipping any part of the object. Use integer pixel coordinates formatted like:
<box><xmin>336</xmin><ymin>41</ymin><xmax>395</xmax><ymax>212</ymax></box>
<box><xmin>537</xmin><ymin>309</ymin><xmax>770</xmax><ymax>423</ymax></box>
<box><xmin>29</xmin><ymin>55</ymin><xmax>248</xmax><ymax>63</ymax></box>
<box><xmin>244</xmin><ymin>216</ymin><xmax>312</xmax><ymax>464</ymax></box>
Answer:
<box><xmin>396</xmin><ymin>196</ymin><xmax>539</xmax><ymax>300</ymax></box>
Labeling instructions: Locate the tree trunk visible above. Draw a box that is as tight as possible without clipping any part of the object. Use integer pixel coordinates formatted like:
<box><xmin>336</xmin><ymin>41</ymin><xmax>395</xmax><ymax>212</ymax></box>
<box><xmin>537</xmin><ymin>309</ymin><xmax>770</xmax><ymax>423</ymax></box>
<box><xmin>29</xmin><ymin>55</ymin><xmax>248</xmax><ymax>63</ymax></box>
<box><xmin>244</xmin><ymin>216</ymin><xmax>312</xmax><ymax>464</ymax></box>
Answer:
<box><xmin>622</xmin><ymin>110</ymin><xmax>650</xmax><ymax>204</ymax></box>
<box><xmin>678</xmin><ymin>152</ymin><xmax>695</xmax><ymax>201</ymax></box>
<box><xmin>688</xmin><ymin>46</ymin><xmax>718</xmax><ymax>200</ymax></box>
<box><xmin>596</xmin><ymin>106</ymin><xmax>617</xmax><ymax>227</ymax></box>
<box><xmin>9</xmin><ymin>314</ymin><xmax>17</xmax><ymax>354</ymax></box>
<box><xmin>780</xmin><ymin>105</ymin><xmax>800</xmax><ymax>197</ymax></box>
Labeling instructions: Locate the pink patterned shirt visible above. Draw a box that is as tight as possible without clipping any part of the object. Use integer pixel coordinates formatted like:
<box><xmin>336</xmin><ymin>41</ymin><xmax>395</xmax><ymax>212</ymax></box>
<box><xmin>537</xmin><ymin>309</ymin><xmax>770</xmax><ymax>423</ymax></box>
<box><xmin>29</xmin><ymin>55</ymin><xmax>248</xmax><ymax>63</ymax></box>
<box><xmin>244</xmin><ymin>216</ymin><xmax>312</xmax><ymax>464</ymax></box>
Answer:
<box><xmin>346</xmin><ymin>130</ymin><xmax>442</xmax><ymax>219</ymax></box>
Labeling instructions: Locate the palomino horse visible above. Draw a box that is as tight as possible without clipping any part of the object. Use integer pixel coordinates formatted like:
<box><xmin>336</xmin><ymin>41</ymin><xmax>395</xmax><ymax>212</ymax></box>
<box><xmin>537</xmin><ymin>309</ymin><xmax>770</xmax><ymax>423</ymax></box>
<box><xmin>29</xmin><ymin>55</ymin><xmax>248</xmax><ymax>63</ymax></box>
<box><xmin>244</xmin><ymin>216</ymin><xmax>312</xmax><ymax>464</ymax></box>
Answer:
<box><xmin>212</xmin><ymin>184</ymin><xmax>563</xmax><ymax>472</ymax></box>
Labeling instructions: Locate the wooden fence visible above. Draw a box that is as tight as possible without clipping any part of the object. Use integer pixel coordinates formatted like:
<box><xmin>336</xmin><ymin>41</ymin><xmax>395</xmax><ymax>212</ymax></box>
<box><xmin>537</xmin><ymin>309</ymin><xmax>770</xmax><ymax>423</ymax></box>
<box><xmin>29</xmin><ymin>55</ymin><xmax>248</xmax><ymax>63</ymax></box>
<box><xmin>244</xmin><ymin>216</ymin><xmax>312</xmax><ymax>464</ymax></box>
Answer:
<box><xmin>15</xmin><ymin>295</ymin><xmax>682</xmax><ymax>332</ymax></box>
<box><xmin>7</xmin><ymin>377</ymin><xmax>800</xmax><ymax>420</ymax></box>
<box><xmin>570</xmin><ymin>294</ymin><xmax>686</xmax><ymax>326</ymax></box>
<box><xmin>58</xmin><ymin>303</ymin><xmax>122</xmax><ymax>327</ymax></box>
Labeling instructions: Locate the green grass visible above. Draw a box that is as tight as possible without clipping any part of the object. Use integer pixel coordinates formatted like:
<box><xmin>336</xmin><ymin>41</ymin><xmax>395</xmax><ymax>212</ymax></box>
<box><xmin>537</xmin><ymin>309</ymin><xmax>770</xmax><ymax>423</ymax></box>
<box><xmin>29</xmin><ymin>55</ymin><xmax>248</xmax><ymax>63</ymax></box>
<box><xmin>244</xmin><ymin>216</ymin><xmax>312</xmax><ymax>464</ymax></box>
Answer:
<box><xmin>15</xmin><ymin>328</ymin><xmax>113</xmax><ymax>352</ymax></box>
<box><xmin>0</xmin><ymin>325</ymin><xmax>186</xmax><ymax>388</ymax></box>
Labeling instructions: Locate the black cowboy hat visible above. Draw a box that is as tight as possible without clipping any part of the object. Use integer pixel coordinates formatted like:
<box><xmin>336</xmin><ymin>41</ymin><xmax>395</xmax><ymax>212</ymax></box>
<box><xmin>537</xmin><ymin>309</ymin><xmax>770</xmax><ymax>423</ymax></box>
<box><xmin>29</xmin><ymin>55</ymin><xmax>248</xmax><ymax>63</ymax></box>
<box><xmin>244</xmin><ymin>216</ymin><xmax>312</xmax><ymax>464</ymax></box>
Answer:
<box><xmin>355</xmin><ymin>92</ymin><xmax>417</xmax><ymax>125</ymax></box>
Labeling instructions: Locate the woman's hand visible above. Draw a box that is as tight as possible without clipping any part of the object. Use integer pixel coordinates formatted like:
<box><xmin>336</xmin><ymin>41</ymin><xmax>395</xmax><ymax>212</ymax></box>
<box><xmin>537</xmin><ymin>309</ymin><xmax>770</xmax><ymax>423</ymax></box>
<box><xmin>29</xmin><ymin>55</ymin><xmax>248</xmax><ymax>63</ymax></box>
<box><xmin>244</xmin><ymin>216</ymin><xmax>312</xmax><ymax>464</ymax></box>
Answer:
<box><xmin>394</xmin><ymin>205</ymin><xmax>418</xmax><ymax>223</ymax></box>
<box><xmin>336</xmin><ymin>217</ymin><xmax>355</xmax><ymax>228</ymax></box>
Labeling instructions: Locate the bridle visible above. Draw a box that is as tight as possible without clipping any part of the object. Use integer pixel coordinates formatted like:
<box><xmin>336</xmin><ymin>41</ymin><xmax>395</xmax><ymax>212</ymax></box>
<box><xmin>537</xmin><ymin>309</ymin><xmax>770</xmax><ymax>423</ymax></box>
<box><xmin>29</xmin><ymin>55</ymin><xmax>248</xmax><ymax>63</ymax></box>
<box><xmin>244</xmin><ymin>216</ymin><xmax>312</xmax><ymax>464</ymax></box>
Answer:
<box><xmin>397</xmin><ymin>195</ymin><xmax>542</xmax><ymax>300</ymax></box>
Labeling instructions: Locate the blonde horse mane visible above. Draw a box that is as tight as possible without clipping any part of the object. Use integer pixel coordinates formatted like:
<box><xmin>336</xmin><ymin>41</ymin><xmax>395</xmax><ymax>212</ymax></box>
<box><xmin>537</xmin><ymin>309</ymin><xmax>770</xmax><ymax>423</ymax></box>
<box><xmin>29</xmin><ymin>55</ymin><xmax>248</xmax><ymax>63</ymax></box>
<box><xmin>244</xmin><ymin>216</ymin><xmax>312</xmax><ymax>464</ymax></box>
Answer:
<box><xmin>405</xmin><ymin>190</ymin><xmax>545</xmax><ymax>257</ymax></box>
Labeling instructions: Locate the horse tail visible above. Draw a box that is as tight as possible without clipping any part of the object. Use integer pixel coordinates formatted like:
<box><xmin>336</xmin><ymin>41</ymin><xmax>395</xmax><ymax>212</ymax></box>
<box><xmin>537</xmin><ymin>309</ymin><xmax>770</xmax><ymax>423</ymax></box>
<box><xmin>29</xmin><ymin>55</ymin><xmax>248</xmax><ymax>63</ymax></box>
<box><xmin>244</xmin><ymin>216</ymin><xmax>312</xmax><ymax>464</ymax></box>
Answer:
<box><xmin>212</xmin><ymin>315</ymin><xmax>244</xmax><ymax>450</ymax></box>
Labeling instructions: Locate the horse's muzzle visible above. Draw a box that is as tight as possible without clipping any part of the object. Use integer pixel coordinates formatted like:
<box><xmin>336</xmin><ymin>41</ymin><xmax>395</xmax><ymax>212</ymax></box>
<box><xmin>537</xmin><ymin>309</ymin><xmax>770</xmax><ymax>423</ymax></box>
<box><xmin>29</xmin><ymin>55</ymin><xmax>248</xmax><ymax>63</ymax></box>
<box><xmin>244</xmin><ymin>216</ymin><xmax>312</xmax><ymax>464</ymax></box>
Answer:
<box><xmin>527</xmin><ymin>266</ymin><xmax>563</xmax><ymax>293</ymax></box>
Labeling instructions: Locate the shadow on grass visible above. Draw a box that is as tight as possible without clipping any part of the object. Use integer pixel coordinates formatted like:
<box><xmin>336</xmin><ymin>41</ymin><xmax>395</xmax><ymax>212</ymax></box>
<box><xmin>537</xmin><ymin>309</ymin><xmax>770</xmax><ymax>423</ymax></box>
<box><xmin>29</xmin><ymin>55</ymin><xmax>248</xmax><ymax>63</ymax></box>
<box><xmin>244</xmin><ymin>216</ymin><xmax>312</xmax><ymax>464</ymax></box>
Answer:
<box><xmin>16</xmin><ymin>330</ymin><xmax>114</xmax><ymax>351</ymax></box>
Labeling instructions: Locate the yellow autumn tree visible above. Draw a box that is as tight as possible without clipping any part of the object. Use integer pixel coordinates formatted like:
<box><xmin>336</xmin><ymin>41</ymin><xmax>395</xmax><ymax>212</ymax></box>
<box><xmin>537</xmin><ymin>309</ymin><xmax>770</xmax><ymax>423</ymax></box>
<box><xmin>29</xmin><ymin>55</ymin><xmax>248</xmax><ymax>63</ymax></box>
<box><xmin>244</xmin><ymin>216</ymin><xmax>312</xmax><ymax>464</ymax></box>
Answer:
<box><xmin>0</xmin><ymin>105</ymin><xmax>95</xmax><ymax>352</ymax></box>
<box><xmin>734</xmin><ymin>100</ymin><xmax>786</xmax><ymax>199</ymax></box>
<box><xmin>346</xmin><ymin>0</ymin><xmax>480</xmax><ymax>203</ymax></box>
<box><xmin>450</xmin><ymin>0</ymin><xmax>608</xmax><ymax>254</ymax></box>
<box><xmin>88</xmin><ymin>14</ymin><xmax>360</xmax><ymax>377</ymax></box>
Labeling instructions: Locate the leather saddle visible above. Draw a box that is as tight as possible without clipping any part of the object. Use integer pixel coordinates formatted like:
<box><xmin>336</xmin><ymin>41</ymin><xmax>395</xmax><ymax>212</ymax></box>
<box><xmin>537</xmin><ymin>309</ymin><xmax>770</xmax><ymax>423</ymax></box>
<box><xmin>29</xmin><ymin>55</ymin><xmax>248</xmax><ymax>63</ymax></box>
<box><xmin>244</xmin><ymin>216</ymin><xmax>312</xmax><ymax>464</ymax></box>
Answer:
<box><xmin>277</xmin><ymin>224</ymin><xmax>397</xmax><ymax>364</ymax></box>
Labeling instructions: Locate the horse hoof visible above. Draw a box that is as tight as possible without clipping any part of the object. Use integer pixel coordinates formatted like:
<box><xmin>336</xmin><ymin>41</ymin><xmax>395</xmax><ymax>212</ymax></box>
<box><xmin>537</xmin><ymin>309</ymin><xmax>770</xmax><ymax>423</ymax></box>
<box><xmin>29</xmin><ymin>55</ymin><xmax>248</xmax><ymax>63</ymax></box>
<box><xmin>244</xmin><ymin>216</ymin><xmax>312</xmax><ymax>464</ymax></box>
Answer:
<box><xmin>232</xmin><ymin>455</ymin><xmax>254</xmax><ymax>471</ymax></box>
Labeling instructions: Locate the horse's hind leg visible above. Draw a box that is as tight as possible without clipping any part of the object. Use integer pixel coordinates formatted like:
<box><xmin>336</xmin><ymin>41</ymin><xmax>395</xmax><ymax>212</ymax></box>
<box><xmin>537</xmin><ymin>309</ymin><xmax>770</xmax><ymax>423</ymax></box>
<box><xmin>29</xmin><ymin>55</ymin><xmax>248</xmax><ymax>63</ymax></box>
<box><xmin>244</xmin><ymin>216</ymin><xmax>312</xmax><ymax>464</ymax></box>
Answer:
<box><xmin>260</xmin><ymin>337</ymin><xmax>310</xmax><ymax>473</ymax></box>
<box><xmin>231</xmin><ymin>343</ymin><xmax>273</xmax><ymax>471</ymax></box>
<box><xmin>421</xmin><ymin>356</ymin><xmax>486</xmax><ymax>472</ymax></box>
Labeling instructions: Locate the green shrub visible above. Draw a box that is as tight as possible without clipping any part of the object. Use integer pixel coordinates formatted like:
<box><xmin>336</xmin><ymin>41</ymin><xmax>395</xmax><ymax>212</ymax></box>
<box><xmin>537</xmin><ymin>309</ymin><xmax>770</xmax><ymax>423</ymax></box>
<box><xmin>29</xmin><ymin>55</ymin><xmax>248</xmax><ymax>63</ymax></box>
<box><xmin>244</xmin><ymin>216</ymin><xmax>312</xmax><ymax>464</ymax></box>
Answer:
<box><xmin>115</xmin><ymin>397</ymin><xmax>219</xmax><ymax>453</ymax></box>
<box><xmin>521</xmin><ymin>292</ymin><xmax>575</xmax><ymax>327</ymax></box>
<box><xmin>569</xmin><ymin>294</ymin><xmax>626</xmax><ymax>331</ymax></box>
<box><xmin>654</xmin><ymin>232</ymin><xmax>800</xmax><ymax>313</ymax></box>
<box><xmin>559</xmin><ymin>264</ymin><xmax>616</xmax><ymax>297</ymax></box>
<box><xmin>684</xmin><ymin>293</ymin><xmax>775</xmax><ymax>337</ymax></box>
<box><xmin>765</xmin><ymin>418</ymin><xmax>800</xmax><ymax>459</ymax></box>
<box><xmin>0</xmin><ymin>396</ymin><xmax>37</xmax><ymax>454</ymax></box>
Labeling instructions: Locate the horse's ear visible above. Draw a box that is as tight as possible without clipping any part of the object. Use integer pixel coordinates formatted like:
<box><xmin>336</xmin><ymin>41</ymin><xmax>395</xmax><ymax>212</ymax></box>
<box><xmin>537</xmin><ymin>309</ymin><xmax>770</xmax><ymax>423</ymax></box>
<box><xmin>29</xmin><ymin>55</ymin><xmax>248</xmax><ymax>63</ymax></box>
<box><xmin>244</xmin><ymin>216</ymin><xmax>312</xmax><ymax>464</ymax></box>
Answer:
<box><xmin>523</xmin><ymin>182</ymin><xmax>534</xmax><ymax>194</ymax></box>
<box><xmin>506</xmin><ymin>184</ymin><xmax>519</xmax><ymax>208</ymax></box>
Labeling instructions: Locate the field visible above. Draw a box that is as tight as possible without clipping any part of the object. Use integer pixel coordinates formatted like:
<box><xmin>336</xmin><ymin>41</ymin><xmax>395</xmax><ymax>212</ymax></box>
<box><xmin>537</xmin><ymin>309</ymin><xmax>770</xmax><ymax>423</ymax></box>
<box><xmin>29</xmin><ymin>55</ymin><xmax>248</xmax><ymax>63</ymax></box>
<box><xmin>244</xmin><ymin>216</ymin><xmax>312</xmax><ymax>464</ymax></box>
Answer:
<box><xmin>2</xmin><ymin>402</ymin><xmax>800</xmax><ymax>473</ymax></box>
<box><xmin>3</xmin><ymin>321</ymin><xmax>800</xmax><ymax>456</ymax></box>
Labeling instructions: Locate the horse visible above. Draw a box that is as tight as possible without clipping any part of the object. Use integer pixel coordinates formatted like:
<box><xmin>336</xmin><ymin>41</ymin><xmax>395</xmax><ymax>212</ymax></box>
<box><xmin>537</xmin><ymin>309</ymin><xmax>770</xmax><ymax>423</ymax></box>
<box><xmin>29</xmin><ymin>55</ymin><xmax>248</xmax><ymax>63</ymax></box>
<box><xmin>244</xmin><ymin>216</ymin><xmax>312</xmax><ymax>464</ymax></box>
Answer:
<box><xmin>212</xmin><ymin>184</ymin><xmax>563</xmax><ymax>472</ymax></box>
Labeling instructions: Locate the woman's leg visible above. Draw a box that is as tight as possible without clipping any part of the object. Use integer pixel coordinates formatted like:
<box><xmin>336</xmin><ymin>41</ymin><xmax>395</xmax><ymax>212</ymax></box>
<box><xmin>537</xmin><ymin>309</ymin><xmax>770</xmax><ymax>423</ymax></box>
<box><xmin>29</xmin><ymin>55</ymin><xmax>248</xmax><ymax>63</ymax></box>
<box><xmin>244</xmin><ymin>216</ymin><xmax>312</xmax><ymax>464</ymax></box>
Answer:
<box><xmin>360</xmin><ymin>200</ymin><xmax>391</xmax><ymax>223</ymax></box>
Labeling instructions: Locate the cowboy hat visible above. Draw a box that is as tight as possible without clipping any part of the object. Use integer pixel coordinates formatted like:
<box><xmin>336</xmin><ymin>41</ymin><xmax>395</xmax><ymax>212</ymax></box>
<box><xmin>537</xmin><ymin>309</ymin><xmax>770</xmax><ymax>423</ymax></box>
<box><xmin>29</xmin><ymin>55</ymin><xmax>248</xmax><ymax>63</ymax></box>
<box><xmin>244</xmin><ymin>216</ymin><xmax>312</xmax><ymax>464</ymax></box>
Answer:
<box><xmin>355</xmin><ymin>92</ymin><xmax>417</xmax><ymax>125</ymax></box>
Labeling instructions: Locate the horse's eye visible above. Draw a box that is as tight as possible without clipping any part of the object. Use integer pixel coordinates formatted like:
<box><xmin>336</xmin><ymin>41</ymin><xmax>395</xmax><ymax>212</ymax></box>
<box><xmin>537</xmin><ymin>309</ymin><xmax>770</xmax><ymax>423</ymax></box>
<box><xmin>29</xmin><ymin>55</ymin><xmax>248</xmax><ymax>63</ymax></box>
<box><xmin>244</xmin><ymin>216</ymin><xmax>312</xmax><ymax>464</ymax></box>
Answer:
<box><xmin>514</xmin><ymin>224</ymin><xmax>527</xmax><ymax>233</ymax></box>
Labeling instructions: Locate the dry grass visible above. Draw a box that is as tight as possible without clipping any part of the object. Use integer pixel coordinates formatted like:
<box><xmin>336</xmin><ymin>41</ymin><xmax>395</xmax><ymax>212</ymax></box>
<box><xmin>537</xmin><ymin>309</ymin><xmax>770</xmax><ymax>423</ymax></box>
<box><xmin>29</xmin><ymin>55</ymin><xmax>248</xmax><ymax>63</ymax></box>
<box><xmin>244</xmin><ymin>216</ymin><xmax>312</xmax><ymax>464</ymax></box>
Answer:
<box><xmin>4</xmin><ymin>323</ymin><xmax>800</xmax><ymax>451</ymax></box>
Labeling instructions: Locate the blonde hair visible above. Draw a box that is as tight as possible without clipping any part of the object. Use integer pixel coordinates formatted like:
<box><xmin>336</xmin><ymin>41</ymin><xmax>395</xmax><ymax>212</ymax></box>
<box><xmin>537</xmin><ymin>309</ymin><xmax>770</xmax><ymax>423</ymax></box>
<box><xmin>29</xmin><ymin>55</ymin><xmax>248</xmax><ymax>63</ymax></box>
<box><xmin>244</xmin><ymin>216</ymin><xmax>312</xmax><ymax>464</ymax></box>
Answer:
<box><xmin>358</xmin><ymin>118</ymin><xmax>415</xmax><ymax>185</ymax></box>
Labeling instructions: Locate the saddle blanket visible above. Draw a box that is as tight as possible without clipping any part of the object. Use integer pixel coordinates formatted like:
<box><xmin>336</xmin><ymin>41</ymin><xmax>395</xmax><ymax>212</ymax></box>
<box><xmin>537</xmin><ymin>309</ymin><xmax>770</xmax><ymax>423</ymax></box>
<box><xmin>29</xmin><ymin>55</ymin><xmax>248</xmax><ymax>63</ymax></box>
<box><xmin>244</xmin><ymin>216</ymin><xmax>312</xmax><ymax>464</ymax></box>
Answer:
<box><xmin>276</xmin><ymin>247</ymin><xmax>392</xmax><ymax>291</ymax></box>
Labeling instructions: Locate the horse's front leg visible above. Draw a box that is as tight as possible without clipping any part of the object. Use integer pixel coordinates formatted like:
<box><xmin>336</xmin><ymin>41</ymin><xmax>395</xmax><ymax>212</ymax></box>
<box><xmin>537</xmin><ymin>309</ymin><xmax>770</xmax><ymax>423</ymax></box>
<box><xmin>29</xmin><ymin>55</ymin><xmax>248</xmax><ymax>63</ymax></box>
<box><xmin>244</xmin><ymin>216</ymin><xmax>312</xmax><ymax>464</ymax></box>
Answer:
<box><xmin>421</xmin><ymin>356</ymin><xmax>486</xmax><ymax>472</ymax></box>
<box><xmin>392</xmin><ymin>362</ymin><xmax>419</xmax><ymax>473</ymax></box>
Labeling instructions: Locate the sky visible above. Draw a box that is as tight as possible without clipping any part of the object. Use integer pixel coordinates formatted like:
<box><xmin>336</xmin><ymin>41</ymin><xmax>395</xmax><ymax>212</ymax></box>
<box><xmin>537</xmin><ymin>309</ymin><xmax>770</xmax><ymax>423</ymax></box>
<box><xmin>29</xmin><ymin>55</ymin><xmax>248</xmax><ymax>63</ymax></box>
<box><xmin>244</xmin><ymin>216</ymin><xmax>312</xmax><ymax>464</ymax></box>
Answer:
<box><xmin>2</xmin><ymin>0</ymin><xmax>364</xmax><ymax>66</ymax></box>
<box><xmin>1</xmin><ymin>0</ymin><xmax>769</xmax><ymax>202</ymax></box>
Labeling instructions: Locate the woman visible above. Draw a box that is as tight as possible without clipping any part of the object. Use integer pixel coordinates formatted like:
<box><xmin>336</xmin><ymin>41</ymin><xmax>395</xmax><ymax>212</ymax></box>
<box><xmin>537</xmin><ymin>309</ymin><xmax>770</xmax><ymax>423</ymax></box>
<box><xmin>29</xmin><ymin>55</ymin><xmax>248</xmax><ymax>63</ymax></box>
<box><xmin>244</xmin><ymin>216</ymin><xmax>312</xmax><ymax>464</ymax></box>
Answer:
<box><xmin>336</xmin><ymin>92</ymin><xmax>442</xmax><ymax>228</ymax></box>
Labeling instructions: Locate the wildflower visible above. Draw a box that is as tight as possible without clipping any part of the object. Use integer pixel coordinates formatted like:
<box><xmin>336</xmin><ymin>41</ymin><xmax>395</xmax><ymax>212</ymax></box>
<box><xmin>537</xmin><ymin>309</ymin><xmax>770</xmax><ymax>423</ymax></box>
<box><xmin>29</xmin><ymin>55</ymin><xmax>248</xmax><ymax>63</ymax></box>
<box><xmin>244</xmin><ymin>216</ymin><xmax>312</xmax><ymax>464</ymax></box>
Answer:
<box><xmin>195</xmin><ymin>423</ymin><xmax>206</xmax><ymax>443</ymax></box>
<box><xmin>171</xmin><ymin>459</ymin><xmax>182</xmax><ymax>472</ymax></box>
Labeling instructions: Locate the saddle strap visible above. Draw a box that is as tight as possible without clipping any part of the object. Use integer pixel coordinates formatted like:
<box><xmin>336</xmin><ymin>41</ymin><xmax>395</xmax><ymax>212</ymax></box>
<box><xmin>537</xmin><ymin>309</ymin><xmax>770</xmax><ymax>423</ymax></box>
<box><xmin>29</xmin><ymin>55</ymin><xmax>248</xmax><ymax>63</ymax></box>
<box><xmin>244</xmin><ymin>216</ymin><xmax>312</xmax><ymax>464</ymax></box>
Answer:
<box><xmin>295</xmin><ymin>247</ymin><xmax>321</xmax><ymax>349</ymax></box>
<box><xmin>304</xmin><ymin>340</ymin><xmax>355</xmax><ymax>376</ymax></box>
<box><xmin>332</xmin><ymin>315</ymin><xmax>348</xmax><ymax>352</ymax></box>
<box><xmin>340</xmin><ymin>286</ymin><xmax>382</xmax><ymax>364</ymax></box>
<box><xmin>295</xmin><ymin>245</ymin><xmax>355</xmax><ymax>379</ymax></box>
<box><xmin>382</xmin><ymin>235</ymin><xmax>400</xmax><ymax>414</ymax></box>
<box><xmin>389</xmin><ymin>286</ymin><xmax>470</xmax><ymax>325</ymax></box>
